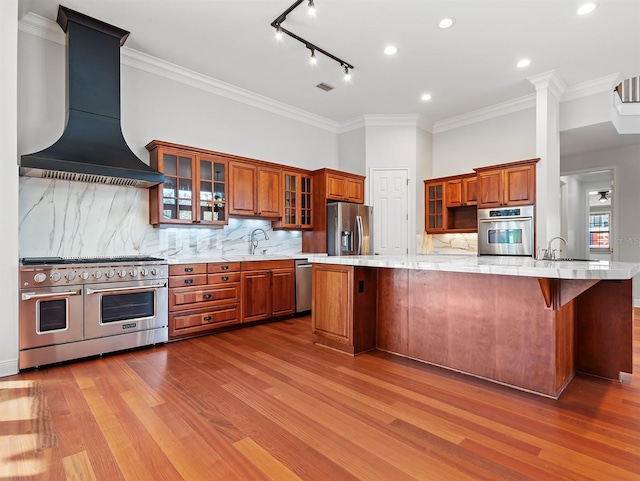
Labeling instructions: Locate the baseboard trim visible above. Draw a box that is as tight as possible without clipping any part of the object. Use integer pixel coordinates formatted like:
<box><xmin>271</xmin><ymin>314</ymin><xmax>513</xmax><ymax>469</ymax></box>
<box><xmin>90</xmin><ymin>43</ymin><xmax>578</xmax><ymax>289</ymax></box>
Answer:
<box><xmin>0</xmin><ymin>357</ymin><xmax>19</xmax><ymax>378</ymax></box>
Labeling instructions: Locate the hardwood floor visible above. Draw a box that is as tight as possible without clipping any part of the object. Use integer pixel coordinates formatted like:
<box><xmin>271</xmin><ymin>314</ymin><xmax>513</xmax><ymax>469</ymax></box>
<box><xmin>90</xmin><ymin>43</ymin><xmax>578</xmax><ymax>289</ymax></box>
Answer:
<box><xmin>3</xmin><ymin>312</ymin><xmax>640</xmax><ymax>480</ymax></box>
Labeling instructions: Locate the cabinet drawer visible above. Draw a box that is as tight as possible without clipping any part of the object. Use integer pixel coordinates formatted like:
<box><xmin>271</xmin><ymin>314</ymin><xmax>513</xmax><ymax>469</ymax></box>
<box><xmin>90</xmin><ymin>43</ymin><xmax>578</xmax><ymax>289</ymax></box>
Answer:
<box><xmin>208</xmin><ymin>262</ymin><xmax>240</xmax><ymax>274</ymax></box>
<box><xmin>169</xmin><ymin>284</ymin><xmax>241</xmax><ymax>311</ymax></box>
<box><xmin>208</xmin><ymin>272</ymin><xmax>241</xmax><ymax>285</ymax></box>
<box><xmin>241</xmin><ymin>259</ymin><xmax>294</xmax><ymax>271</ymax></box>
<box><xmin>170</xmin><ymin>305</ymin><xmax>240</xmax><ymax>336</ymax></box>
<box><xmin>169</xmin><ymin>264</ymin><xmax>207</xmax><ymax>276</ymax></box>
<box><xmin>168</xmin><ymin>274</ymin><xmax>208</xmax><ymax>288</ymax></box>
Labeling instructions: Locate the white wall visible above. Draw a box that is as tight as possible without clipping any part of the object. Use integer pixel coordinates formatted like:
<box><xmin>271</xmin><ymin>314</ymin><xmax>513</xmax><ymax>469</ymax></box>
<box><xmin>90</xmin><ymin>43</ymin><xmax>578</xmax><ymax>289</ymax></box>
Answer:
<box><xmin>0</xmin><ymin>0</ymin><xmax>20</xmax><ymax>377</ymax></box>
<box><xmin>562</xmin><ymin>144</ymin><xmax>640</xmax><ymax>302</ymax></box>
<box><xmin>338</xmin><ymin>127</ymin><xmax>366</xmax><ymax>176</ymax></box>
<box><xmin>432</xmin><ymin>108</ymin><xmax>537</xmax><ymax>176</ymax></box>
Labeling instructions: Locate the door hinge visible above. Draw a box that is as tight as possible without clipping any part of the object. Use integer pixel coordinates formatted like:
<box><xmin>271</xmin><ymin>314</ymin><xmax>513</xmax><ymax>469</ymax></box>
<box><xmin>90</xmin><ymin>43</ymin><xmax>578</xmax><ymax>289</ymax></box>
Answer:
<box><xmin>406</xmin><ymin>178</ymin><xmax>410</xmax><ymax>185</ymax></box>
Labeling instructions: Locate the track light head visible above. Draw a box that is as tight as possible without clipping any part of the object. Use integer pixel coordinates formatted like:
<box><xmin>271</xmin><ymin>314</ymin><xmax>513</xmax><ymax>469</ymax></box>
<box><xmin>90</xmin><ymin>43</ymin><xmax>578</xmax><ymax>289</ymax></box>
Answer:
<box><xmin>343</xmin><ymin>65</ymin><xmax>351</xmax><ymax>82</ymax></box>
<box><xmin>307</xmin><ymin>0</ymin><xmax>316</xmax><ymax>15</ymax></box>
<box><xmin>309</xmin><ymin>48</ymin><xmax>317</xmax><ymax>64</ymax></box>
<box><xmin>274</xmin><ymin>24</ymin><xmax>283</xmax><ymax>40</ymax></box>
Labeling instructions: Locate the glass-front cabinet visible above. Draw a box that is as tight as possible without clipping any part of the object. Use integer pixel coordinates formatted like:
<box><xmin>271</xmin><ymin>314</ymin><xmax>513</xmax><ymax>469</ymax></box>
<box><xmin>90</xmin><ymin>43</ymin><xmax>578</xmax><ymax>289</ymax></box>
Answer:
<box><xmin>147</xmin><ymin>141</ymin><xmax>228</xmax><ymax>226</ymax></box>
<box><xmin>273</xmin><ymin>170</ymin><xmax>313</xmax><ymax>230</ymax></box>
<box><xmin>425</xmin><ymin>180</ymin><xmax>446</xmax><ymax>232</ymax></box>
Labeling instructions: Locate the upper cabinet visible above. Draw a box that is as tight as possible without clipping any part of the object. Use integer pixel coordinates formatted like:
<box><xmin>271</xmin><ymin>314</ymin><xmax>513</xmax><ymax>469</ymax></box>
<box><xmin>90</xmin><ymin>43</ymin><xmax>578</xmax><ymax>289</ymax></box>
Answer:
<box><xmin>324</xmin><ymin>170</ymin><xmax>365</xmax><ymax>203</ymax></box>
<box><xmin>273</xmin><ymin>170</ymin><xmax>313</xmax><ymax>230</ymax></box>
<box><xmin>474</xmin><ymin>159</ymin><xmax>538</xmax><ymax>208</ymax></box>
<box><xmin>147</xmin><ymin>141</ymin><xmax>228</xmax><ymax>226</ymax></box>
<box><xmin>446</xmin><ymin>175</ymin><xmax>477</xmax><ymax>207</ymax></box>
<box><xmin>228</xmin><ymin>161</ymin><xmax>282</xmax><ymax>218</ymax></box>
<box><xmin>424</xmin><ymin>174</ymin><xmax>477</xmax><ymax>234</ymax></box>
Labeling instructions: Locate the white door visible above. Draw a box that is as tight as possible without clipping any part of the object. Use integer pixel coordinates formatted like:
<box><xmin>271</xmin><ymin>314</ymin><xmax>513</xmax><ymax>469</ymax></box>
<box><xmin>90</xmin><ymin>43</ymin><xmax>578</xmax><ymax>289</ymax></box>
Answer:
<box><xmin>371</xmin><ymin>169</ymin><xmax>409</xmax><ymax>255</ymax></box>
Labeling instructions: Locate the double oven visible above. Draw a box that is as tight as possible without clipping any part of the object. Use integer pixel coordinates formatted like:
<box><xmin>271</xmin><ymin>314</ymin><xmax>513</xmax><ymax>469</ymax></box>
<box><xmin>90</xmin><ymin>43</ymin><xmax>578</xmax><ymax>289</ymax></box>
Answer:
<box><xmin>19</xmin><ymin>256</ymin><xmax>168</xmax><ymax>369</ymax></box>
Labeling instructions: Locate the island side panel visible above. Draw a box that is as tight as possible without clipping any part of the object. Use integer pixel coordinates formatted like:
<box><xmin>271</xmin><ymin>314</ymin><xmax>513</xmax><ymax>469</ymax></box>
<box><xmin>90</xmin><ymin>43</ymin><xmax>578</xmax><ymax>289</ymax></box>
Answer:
<box><xmin>575</xmin><ymin>279</ymin><xmax>633</xmax><ymax>378</ymax></box>
<box><xmin>378</xmin><ymin>270</ymin><xmax>573</xmax><ymax>397</ymax></box>
<box><xmin>377</xmin><ymin>268</ymin><xmax>410</xmax><ymax>354</ymax></box>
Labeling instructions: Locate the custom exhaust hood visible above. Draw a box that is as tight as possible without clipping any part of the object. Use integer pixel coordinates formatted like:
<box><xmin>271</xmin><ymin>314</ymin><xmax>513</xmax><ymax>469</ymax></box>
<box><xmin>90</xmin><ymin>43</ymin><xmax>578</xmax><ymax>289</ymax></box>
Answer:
<box><xmin>20</xmin><ymin>5</ymin><xmax>164</xmax><ymax>188</ymax></box>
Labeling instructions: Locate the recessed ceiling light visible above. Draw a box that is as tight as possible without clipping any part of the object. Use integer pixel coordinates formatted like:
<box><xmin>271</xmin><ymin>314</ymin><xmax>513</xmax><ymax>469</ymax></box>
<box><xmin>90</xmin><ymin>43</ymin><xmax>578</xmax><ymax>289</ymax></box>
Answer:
<box><xmin>420</xmin><ymin>94</ymin><xmax>432</xmax><ymax>101</ymax></box>
<box><xmin>517</xmin><ymin>58</ymin><xmax>531</xmax><ymax>68</ymax></box>
<box><xmin>577</xmin><ymin>2</ymin><xmax>599</xmax><ymax>15</ymax></box>
<box><xmin>438</xmin><ymin>17</ymin><xmax>456</xmax><ymax>29</ymax></box>
<box><xmin>384</xmin><ymin>45</ymin><xmax>397</xmax><ymax>55</ymax></box>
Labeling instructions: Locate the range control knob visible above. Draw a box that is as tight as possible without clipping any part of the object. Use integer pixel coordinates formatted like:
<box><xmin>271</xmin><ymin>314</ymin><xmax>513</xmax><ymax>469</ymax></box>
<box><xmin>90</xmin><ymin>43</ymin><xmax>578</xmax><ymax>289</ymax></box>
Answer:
<box><xmin>34</xmin><ymin>273</ymin><xmax>47</xmax><ymax>283</ymax></box>
<box><xmin>106</xmin><ymin>269</ymin><xmax>116</xmax><ymax>278</ymax></box>
<box><xmin>150</xmin><ymin>267</ymin><xmax>159</xmax><ymax>276</ymax></box>
<box><xmin>129</xmin><ymin>268</ymin><xmax>138</xmax><ymax>277</ymax></box>
<box><xmin>65</xmin><ymin>271</ymin><xmax>76</xmax><ymax>281</ymax></box>
<box><xmin>140</xmin><ymin>268</ymin><xmax>149</xmax><ymax>276</ymax></box>
<box><xmin>117</xmin><ymin>269</ymin><xmax>127</xmax><ymax>278</ymax></box>
<box><xmin>93</xmin><ymin>270</ymin><xmax>102</xmax><ymax>279</ymax></box>
<box><xmin>50</xmin><ymin>272</ymin><xmax>61</xmax><ymax>282</ymax></box>
<box><xmin>79</xmin><ymin>272</ymin><xmax>89</xmax><ymax>280</ymax></box>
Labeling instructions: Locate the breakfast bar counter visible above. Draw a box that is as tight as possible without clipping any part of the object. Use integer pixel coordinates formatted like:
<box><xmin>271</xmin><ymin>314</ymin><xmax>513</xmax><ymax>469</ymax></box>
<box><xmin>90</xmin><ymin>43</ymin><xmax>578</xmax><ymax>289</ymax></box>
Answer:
<box><xmin>308</xmin><ymin>255</ymin><xmax>640</xmax><ymax>398</ymax></box>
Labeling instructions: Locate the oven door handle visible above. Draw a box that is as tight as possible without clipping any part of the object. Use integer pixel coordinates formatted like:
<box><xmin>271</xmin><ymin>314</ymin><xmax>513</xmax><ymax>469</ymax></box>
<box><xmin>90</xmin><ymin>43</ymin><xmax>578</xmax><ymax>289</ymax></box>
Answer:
<box><xmin>21</xmin><ymin>289</ymin><xmax>82</xmax><ymax>301</ymax></box>
<box><xmin>86</xmin><ymin>282</ymin><xmax>167</xmax><ymax>295</ymax></box>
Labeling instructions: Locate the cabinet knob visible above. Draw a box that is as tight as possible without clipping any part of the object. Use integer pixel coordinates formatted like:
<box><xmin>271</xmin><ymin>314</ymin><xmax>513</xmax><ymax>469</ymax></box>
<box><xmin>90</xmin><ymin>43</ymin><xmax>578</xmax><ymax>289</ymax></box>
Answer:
<box><xmin>184</xmin><ymin>267</ymin><xmax>193</xmax><ymax>273</ymax></box>
<box><xmin>221</xmin><ymin>276</ymin><xmax>229</xmax><ymax>281</ymax></box>
<box><xmin>203</xmin><ymin>316</ymin><xmax>212</xmax><ymax>322</ymax></box>
<box><xmin>203</xmin><ymin>294</ymin><xmax>211</xmax><ymax>299</ymax></box>
<box><xmin>184</xmin><ymin>279</ymin><xmax>193</xmax><ymax>284</ymax></box>
<box><xmin>221</xmin><ymin>265</ymin><xmax>229</xmax><ymax>270</ymax></box>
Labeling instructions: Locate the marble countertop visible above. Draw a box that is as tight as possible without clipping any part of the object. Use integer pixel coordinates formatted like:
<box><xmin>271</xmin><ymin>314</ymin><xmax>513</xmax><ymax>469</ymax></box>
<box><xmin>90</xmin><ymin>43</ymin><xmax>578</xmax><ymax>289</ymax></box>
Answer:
<box><xmin>307</xmin><ymin>254</ymin><xmax>640</xmax><ymax>280</ymax></box>
<box><xmin>167</xmin><ymin>253</ymin><xmax>316</xmax><ymax>264</ymax></box>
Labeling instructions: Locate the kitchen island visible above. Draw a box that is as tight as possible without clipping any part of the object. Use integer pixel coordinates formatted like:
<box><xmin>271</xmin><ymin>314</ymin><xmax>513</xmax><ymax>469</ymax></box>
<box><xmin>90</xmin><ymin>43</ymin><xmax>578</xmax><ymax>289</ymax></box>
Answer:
<box><xmin>308</xmin><ymin>254</ymin><xmax>640</xmax><ymax>398</ymax></box>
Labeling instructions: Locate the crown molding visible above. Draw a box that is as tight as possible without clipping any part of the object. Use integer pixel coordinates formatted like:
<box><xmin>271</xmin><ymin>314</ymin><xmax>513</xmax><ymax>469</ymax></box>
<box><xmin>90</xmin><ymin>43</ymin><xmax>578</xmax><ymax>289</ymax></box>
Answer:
<box><xmin>433</xmin><ymin>95</ymin><xmax>536</xmax><ymax>134</ymax></box>
<box><xmin>562</xmin><ymin>73</ymin><xmax>623</xmax><ymax>102</ymax></box>
<box><xmin>527</xmin><ymin>69</ymin><xmax>566</xmax><ymax>101</ymax></box>
<box><xmin>18</xmin><ymin>12</ymin><xmax>64</xmax><ymax>45</ymax></box>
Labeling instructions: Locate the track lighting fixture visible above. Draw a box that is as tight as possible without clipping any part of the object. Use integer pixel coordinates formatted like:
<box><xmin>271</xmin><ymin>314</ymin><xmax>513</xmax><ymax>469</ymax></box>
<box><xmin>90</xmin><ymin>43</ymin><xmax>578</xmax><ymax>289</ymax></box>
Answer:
<box><xmin>309</xmin><ymin>48</ymin><xmax>317</xmax><ymax>64</ymax></box>
<box><xmin>307</xmin><ymin>0</ymin><xmax>316</xmax><ymax>16</ymax></box>
<box><xmin>270</xmin><ymin>0</ymin><xmax>354</xmax><ymax>76</ymax></box>
<box><xmin>274</xmin><ymin>24</ymin><xmax>283</xmax><ymax>40</ymax></box>
<box><xmin>342</xmin><ymin>64</ymin><xmax>351</xmax><ymax>82</ymax></box>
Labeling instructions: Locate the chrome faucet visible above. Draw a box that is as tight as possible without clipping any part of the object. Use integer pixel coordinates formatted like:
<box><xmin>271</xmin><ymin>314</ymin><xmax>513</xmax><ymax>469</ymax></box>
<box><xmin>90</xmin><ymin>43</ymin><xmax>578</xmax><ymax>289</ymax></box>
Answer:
<box><xmin>250</xmin><ymin>228</ymin><xmax>269</xmax><ymax>255</ymax></box>
<box><xmin>539</xmin><ymin>236</ymin><xmax>568</xmax><ymax>260</ymax></box>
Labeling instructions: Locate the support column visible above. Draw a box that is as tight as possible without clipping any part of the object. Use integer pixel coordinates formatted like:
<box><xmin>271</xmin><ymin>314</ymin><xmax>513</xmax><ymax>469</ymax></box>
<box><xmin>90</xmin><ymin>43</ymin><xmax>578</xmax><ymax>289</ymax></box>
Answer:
<box><xmin>528</xmin><ymin>70</ymin><xmax>565</xmax><ymax>253</ymax></box>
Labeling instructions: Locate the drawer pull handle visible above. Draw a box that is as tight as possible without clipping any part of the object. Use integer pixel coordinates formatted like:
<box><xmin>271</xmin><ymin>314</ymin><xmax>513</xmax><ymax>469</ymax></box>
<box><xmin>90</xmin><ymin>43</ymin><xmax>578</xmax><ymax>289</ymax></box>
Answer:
<box><xmin>203</xmin><ymin>294</ymin><xmax>212</xmax><ymax>300</ymax></box>
<box><xmin>203</xmin><ymin>316</ymin><xmax>212</xmax><ymax>322</ymax></box>
<box><xmin>184</xmin><ymin>279</ymin><xmax>193</xmax><ymax>284</ymax></box>
<box><xmin>221</xmin><ymin>276</ymin><xmax>229</xmax><ymax>281</ymax></box>
<box><xmin>221</xmin><ymin>265</ymin><xmax>229</xmax><ymax>270</ymax></box>
<box><xmin>184</xmin><ymin>267</ymin><xmax>194</xmax><ymax>273</ymax></box>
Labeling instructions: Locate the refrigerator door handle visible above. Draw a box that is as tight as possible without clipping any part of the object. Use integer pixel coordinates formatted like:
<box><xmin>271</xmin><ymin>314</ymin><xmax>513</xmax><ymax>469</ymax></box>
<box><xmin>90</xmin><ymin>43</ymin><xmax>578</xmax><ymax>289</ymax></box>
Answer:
<box><xmin>355</xmin><ymin>215</ymin><xmax>363</xmax><ymax>255</ymax></box>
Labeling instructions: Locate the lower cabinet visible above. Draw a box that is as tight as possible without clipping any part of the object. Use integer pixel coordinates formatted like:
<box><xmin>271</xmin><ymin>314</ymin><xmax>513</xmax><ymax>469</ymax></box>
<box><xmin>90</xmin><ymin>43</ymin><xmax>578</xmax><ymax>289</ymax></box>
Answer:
<box><xmin>241</xmin><ymin>260</ymin><xmax>295</xmax><ymax>323</ymax></box>
<box><xmin>311</xmin><ymin>264</ymin><xmax>377</xmax><ymax>355</ymax></box>
<box><xmin>168</xmin><ymin>262</ymin><xmax>241</xmax><ymax>339</ymax></box>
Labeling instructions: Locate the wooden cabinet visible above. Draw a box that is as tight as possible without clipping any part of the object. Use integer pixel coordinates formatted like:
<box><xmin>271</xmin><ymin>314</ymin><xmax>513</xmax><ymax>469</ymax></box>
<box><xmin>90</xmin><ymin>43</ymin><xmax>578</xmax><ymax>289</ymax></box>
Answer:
<box><xmin>424</xmin><ymin>173</ymin><xmax>477</xmax><ymax>234</ymax></box>
<box><xmin>425</xmin><ymin>180</ymin><xmax>446</xmax><ymax>232</ymax></box>
<box><xmin>311</xmin><ymin>263</ymin><xmax>377</xmax><ymax>355</ymax></box>
<box><xmin>302</xmin><ymin>168</ymin><xmax>366</xmax><ymax>253</ymax></box>
<box><xmin>240</xmin><ymin>260</ymin><xmax>295</xmax><ymax>323</ymax></box>
<box><xmin>147</xmin><ymin>141</ymin><xmax>228</xmax><ymax>226</ymax></box>
<box><xmin>446</xmin><ymin>175</ymin><xmax>477</xmax><ymax>207</ymax></box>
<box><xmin>228</xmin><ymin>161</ymin><xmax>282</xmax><ymax>218</ymax></box>
<box><xmin>325</xmin><ymin>171</ymin><xmax>365</xmax><ymax>203</ymax></box>
<box><xmin>168</xmin><ymin>262</ymin><xmax>241</xmax><ymax>339</ymax></box>
<box><xmin>273</xmin><ymin>170</ymin><xmax>313</xmax><ymax>230</ymax></box>
<box><xmin>475</xmin><ymin>159</ymin><xmax>538</xmax><ymax>208</ymax></box>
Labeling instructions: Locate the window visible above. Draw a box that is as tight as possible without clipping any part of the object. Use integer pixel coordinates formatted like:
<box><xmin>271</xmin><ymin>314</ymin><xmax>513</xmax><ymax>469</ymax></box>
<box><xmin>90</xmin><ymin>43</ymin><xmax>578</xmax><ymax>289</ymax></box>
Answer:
<box><xmin>589</xmin><ymin>213</ymin><xmax>609</xmax><ymax>249</ymax></box>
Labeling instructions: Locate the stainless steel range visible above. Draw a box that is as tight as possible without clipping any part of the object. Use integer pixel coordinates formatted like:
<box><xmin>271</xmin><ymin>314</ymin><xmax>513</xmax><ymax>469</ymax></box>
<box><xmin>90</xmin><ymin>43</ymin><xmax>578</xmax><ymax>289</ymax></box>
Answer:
<box><xmin>19</xmin><ymin>256</ymin><xmax>168</xmax><ymax>369</ymax></box>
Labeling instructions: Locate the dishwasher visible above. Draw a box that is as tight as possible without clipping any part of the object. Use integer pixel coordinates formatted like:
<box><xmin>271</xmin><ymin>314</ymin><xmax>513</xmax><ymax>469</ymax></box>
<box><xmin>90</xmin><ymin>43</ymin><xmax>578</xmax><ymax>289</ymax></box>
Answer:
<box><xmin>295</xmin><ymin>259</ymin><xmax>312</xmax><ymax>314</ymax></box>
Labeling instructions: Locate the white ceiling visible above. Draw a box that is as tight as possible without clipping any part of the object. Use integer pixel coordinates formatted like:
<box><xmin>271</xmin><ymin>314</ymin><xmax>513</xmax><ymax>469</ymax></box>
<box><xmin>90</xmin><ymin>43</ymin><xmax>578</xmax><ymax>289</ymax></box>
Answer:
<box><xmin>18</xmin><ymin>0</ymin><xmax>640</xmax><ymax>154</ymax></box>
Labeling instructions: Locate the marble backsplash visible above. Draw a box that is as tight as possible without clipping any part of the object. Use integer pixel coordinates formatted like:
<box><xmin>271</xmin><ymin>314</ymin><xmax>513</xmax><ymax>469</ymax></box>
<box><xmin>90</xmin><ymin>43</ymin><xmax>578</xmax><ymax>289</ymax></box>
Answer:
<box><xmin>417</xmin><ymin>232</ymin><xmax>478</xmax><ymax>255</ymax></box>
<box><xmin>19</xmin><ymin>178</ymin><xmax>302</xmax><ymax>259</ymax></box>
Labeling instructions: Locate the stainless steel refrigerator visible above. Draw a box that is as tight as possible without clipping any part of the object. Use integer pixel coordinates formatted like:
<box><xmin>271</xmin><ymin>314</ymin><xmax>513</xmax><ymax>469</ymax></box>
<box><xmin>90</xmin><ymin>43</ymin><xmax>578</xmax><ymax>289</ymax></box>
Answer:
<box><xmin>326</xmin><ymin>202</ymin><xmax>373</xmax><ymax>256</ymax></box>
